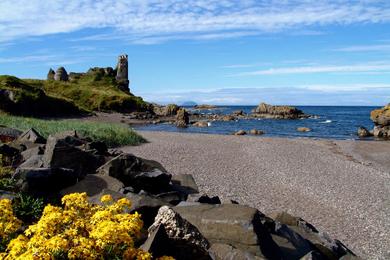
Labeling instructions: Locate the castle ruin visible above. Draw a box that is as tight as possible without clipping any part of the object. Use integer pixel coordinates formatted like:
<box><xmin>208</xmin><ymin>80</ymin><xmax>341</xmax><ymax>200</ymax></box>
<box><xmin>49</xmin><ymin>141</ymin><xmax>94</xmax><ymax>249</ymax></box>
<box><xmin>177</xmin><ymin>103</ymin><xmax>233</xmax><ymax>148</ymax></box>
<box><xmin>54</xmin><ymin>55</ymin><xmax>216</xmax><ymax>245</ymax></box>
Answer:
<box><xmin>47</xmin><ymin>54</ymin><xmax>130</xmax><ymax>92</ymax></box>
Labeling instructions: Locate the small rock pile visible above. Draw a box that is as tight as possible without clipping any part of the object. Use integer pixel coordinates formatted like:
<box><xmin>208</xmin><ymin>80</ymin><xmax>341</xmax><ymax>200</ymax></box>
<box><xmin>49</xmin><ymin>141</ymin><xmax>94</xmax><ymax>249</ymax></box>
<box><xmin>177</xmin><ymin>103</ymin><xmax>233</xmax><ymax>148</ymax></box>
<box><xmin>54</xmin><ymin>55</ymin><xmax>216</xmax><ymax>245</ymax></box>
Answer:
<box><xmin>1</xmin><ymin>128</ymin><xmax>360</xmax><ymax>259</ymax></box>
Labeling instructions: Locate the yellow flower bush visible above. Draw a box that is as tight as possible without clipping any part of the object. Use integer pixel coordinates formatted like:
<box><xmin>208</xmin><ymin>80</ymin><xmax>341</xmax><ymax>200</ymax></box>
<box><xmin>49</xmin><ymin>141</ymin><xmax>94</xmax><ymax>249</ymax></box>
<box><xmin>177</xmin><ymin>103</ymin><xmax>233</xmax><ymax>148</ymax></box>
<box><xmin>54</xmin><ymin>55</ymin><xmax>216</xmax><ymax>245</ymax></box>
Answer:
<box><xmin>0</xmin><ymin>193</ymin><xmax>155</xmax><ymax>259</ymax></box>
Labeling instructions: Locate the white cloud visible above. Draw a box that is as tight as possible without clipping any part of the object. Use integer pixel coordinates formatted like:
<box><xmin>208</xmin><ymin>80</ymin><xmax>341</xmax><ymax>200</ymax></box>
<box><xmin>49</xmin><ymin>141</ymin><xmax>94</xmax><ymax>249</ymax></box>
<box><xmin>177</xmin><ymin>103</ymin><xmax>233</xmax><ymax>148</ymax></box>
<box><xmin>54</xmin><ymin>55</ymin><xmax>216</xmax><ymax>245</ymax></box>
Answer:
<box><xmin>0</xmin><ymin>1</ymin><xmax>390</xmax><ymax>43</ymax></box>
<box><xmin>334</xmin><ymin>44</ymin><xmax>390</xmax><ymax>52</ymax></box>
<box><xmin>231</xmin><ymin>63</ymin><xmax>390</xmax><ymax>76</ymax></box>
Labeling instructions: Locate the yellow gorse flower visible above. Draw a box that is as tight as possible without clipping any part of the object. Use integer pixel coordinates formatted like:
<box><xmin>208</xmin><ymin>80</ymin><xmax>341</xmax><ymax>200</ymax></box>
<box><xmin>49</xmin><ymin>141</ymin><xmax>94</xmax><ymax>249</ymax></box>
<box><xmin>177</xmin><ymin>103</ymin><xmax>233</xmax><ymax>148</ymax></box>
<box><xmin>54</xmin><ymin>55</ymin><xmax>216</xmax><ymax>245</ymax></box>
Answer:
<box><xmin>0</xmin><ymin>193</ymin><xmax>157</xmax><ymax>260</ymax></box>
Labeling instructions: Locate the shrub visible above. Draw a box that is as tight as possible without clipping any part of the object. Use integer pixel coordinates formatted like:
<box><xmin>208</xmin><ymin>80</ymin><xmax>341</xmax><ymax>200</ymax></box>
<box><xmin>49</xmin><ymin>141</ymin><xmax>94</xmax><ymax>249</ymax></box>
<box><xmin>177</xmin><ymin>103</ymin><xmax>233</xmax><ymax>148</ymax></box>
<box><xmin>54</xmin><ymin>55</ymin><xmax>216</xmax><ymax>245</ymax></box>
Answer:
<box><xmin>0</xmin><ymin>193</ymin><xmax>157</xmax><ymax>259</ymax></box>
<box><xmin>12</xmin><ymin>194</ymin><xmax>44</xmax><ymax>224</ymax></box>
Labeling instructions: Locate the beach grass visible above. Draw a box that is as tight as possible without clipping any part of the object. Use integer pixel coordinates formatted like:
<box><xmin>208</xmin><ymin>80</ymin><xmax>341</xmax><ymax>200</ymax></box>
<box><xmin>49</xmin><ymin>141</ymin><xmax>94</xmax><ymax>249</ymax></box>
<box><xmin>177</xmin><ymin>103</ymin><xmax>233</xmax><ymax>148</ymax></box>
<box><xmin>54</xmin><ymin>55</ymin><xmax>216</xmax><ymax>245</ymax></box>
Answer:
<box><xmin>0</xmin><ymin>114</ymin><xmax>146</xmax><ymax>147</ymax></box>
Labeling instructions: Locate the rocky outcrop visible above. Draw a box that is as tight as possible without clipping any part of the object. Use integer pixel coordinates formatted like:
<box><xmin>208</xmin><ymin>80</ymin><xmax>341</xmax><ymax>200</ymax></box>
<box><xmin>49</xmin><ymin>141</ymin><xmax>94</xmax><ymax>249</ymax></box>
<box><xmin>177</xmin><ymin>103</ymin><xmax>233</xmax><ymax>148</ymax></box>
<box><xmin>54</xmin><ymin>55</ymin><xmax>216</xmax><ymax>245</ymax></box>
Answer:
<box><xmin>54</xmin><ymin>67</ymin><xmax>68</xmax><ymax>81</ymax></box>
<box><xmin>193</xmin><ymin>121</ymin><xmax>209</xmax><ymax>127</ymax></box>
<box><xmin>176</xmin><ymin>108</ymin><xmax>189</xmax><ymax>128</ymax></box>
<box><xmin>357</xmin><ymin>127</ymin><xmax>372</xmax><ymax>138</ymax></box>
<box><xmin>297</xmin><ymin>127</ymin><xmax>311</xmax><ymax>132</ymax></box>
<box><xmin>370</xmin><ymin>104</ymin><xmax>390</xmax><ymax>138</ymax></box>
<box><xmin>234</xmin><ymin>130</ymin><xmax>247</xmax><ymax>135</ymax></box>
<box><xmin>153</xmin><ymin>104</ymin><xmax>180</xmax><ymax>117</ymax></box>
<box><xmin>252</xmin><ymin>103</ymin><xmax>307</xmax><ymax>119</ymax></box>
<box><xmin>250</xmin><ymin>129</ymin><xmax>264</xmax><ymax>135</ymax></box>
<box><xmin>194</xmin><ymin>105</ymin><xmax>217</xmax><ymax>109</ymax></box>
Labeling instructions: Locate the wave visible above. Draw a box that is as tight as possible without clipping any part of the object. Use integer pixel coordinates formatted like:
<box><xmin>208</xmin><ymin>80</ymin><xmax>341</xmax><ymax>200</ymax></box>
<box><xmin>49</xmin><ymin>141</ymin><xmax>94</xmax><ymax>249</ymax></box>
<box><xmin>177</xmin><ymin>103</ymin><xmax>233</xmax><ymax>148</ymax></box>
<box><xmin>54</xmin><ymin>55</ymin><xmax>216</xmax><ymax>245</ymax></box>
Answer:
<box><xmin>320</xmin><ymin>120</ymin><xmax>332</xmax><ymax>124</ymax></box>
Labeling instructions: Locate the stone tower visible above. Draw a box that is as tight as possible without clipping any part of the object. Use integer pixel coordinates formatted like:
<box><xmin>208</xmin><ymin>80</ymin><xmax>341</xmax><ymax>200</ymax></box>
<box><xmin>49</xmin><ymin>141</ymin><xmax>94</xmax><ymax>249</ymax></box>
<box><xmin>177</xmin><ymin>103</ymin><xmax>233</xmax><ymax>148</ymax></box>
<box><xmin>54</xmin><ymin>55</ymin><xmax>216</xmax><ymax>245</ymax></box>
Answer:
<box><xmin>116</xmin><ymin>54</ymin><xmax>129</xmax><ymax>92</ymax></box>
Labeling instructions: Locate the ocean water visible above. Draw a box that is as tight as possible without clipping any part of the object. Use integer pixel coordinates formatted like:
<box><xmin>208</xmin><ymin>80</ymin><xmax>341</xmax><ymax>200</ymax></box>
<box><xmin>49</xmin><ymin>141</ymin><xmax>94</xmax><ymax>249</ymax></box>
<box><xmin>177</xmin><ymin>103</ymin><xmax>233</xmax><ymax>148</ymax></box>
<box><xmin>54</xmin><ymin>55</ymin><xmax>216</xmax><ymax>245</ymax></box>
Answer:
<box><xmin>134</xmin><ymin>106</ymin><xmax>379</xmax><ymax>140</ymax></box>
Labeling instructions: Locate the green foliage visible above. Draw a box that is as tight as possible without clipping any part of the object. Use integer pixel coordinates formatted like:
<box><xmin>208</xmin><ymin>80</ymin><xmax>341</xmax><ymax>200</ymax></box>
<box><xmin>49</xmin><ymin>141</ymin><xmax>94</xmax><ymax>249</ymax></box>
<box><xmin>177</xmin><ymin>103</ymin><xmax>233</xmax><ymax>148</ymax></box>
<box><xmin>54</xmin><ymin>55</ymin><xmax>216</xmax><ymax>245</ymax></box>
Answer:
<box><xmin>0</xmin><ymin>114</ymin><xmax>146</xmax><ymax>147</ymax></box>
<box><xmin>0</xmin><ymin>75</ymin><xmax>84</xmax><ymax>116</ymax></box>
<box><xmin>12</xmin><ymin>193</ymin><xmax>44</xmax><ymax>224</ymax></box>
<box><xmin>0</xmin><ymin>155</ymin><xmax>16</xmax><ymax>191</ymax></box>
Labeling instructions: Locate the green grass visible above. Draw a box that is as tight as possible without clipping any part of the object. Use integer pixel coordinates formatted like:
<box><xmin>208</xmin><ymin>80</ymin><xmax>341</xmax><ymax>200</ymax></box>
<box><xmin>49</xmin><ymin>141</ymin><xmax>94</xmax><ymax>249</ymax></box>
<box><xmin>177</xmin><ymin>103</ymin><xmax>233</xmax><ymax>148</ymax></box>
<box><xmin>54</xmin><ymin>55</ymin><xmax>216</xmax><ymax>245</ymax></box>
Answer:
<box><xmin>0</xmin><ymin>114</ymin><xmax>146</xmax><ymax>147</ymax></box>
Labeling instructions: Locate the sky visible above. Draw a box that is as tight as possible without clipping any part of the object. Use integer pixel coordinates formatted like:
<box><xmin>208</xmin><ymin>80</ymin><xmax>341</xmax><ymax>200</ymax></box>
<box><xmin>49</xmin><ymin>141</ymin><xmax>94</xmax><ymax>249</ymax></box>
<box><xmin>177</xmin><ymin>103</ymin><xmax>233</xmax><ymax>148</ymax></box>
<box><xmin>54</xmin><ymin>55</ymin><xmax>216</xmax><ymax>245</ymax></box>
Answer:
<box><xmin>0</xmin><ymin>0</ymin><xmax>390</xmax><ymax>106</ymax></box>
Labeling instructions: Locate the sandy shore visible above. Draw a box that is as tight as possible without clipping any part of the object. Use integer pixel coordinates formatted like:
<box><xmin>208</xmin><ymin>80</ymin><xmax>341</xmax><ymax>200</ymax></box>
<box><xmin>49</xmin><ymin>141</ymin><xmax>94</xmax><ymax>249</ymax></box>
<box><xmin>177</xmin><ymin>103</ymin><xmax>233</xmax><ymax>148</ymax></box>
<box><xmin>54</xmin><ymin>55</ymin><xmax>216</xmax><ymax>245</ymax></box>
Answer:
<box><xmin>122</xmin><ymin>131</ymin><xmax>390</xmax><ymax>259</ymax></box>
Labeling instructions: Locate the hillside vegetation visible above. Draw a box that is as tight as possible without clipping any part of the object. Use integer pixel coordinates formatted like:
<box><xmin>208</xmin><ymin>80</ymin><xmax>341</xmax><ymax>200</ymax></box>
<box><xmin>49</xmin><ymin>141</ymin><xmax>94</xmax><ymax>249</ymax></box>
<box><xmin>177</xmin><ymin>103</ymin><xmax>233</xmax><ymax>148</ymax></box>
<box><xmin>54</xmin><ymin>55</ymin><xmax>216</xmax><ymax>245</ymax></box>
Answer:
<box><xmin>0</xmin><ymin>73</ymin><xmax>148</xmax><ymax>116</ymax></box>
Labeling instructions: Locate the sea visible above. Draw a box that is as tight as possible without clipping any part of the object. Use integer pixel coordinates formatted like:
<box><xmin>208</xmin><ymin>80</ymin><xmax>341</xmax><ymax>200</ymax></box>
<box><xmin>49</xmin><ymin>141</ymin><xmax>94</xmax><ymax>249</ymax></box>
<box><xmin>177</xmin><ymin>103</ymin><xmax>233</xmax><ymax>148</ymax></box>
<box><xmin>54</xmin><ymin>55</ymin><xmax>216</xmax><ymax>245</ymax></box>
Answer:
<box><xmin>133</xmin><ymin>106</ymin><xmax>379</xmax><ymax>140</ymax></box>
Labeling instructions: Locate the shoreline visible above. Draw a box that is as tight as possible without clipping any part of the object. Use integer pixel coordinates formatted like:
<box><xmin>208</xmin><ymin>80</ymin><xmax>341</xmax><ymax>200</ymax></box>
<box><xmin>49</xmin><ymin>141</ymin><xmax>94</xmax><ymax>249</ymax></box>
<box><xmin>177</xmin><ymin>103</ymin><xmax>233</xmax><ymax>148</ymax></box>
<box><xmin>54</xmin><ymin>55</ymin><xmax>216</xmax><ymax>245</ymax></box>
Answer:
<box><xmin>123</xmin><ymin>131</ymin><xmax>390</xmax><ymax>259</ymax></box>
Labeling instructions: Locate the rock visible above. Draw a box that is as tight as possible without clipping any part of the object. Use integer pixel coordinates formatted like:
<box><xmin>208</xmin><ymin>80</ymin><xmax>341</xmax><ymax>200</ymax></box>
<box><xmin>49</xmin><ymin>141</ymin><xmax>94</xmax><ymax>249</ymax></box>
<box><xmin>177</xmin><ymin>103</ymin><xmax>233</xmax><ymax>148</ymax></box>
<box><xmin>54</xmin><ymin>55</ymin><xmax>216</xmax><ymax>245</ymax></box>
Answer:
<box><xmin>17</xmin><ymin>128</ymin><xmax>46</xmax><ymax>144</ymax></box>
<box><xmin>0</xmin><ymin>190</ymin><xmax>18</xmax><ymax>201</ymax></box>
<box><xmin>299</xmin><ymin>250</ymin><xmax>324</xmax><ymax>260</ymax></box>
<box><xmin>13</xmin><ymin>167</ymin><xmax>78</xmax><ymax>195</ymax></box>
<box><xmin>252</xmin><ymin>103</ymin><xmax>306</xmax><ymax>119</ymax></box>
<box><xmin>153</xmin><ymin>104</ymin><xmax>180</xmax><ymax>116</ymax></box>
<box><xmin>173</xmin><ymin>204</ymin><xmax>281</xmax><ymax>259</ymax></box>
<box><xmin>232</xmin><ymin>110</ymin><xmax>245</xmax><ymax>116</ymax></box>
<box><xmin>357</xmin><ymin>126</ymin><xmax>372</xmax><ymax>137</ymax></box>
<box><xmin>89</xmin><ymin>189</ymin><xmax>171</xmax><ymax>227</ymax></box>
<box><xmin>43</xmin><ymin>135</ymin><xmax>103</xmax><ymax>176</ymax></box>
<box><xmin>370</xmin><ymin>104</ymin><xmax>390</xmax><ymax>126</ymax></box>
<box><xmin>0</xmin><ymin>127</ymin><xmax>22</xmax><ymax>143</ymax></box>
<box><xmin>155</xmin><ymin>191</ymin><xmax>183</xmax><ymax>205</ymax></box>
<box><xmin>187</xmin><ymin>194</ymin><xmax>221</xmax><ymax>204</ymax></box>
<box><xmin>269</xmin><ymin>212</ymin><xmax>356</xmax><ymax>259</ymax></box>
<box><xmin>194</xmin><ymin>105</ymin><xmax>217</xmax><ymax>109</ymax></box>
<box><xmin>297</xmin><ymin>127</ymin><xmax>311</xmax><ymax>132</ymax></box>
<box><xmin>54</xmin><ymin>67</ymin><xmax>69</xmax><ymax>81</ymax></box>
<box><xmin>234</xmin><ymin>130</ymin><xmax>247</xmax><ymax>136</ymax></box>
<box><xmin>97</xmin><ymin>153</ymin><xmax>172</xmax><ymax>193</ymax></box>
<box><xmin>249</xmin><ymin>129</ymin><xmax>264</xmax><ymax>135</ymax></box>
<box><xmin>193</xmin><ymin>121</ymin><xmax>209</xmax><ymax>127</ymax></box>
<box><xmin>175</xmin><ymin>108</ymin><xmax>189</xmax><ymax>128</ymax></box>
<box><xmin>84</xmin><ymin>141</ymin><xmax>108</xmax><ymax>155</ymax></box>
<box><xmin>20</xmin><ymin>146</ymin><xmax>45</xmax><ymax>162</ymax></box>
<box><xmin>146</xmin><ymin>206</ymin><xmax>211</xmax><ymax>259</ymax></box>
<box><xmin>222</xmin><ymin>115</ymin><xmax>235</xmax><ymax>121</ymax></box>
<box><xmin>60</xmin><ymin>175</ymin><xmax>124</xmax><ymax>197</ymax></box>
<box><xmin>18</xmin><ymin>154</ymin><xmax>44</xmax><ymax>168</ymax></box>
<box><xmin>47</xmin><ymin>68</ymin><xmax>55</xmax><ymax>80</ymax></box>
<box><xmin>209</xmin><ymin>243</ymin><xmax>265</xmax><ymax>260</ymax></box>
<box><xmin>170</xmin><ymin>174</ymin><xmax>199</xmax><ymax>195</ymax></box>
<box><xmin>0</xmin><ymin>144</ymin><xmax>21</xmax><ymax>165</ymax></box>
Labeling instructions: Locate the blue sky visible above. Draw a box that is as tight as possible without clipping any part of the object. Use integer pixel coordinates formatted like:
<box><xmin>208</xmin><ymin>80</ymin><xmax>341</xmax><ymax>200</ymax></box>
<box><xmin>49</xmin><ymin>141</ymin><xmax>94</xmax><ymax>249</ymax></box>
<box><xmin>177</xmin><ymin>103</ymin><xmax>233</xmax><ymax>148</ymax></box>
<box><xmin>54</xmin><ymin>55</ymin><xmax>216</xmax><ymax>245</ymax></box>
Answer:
<box><xmin>1</xmin><ymin>1</ymin><xmax>390</xmax><ymax>106</ymax></box>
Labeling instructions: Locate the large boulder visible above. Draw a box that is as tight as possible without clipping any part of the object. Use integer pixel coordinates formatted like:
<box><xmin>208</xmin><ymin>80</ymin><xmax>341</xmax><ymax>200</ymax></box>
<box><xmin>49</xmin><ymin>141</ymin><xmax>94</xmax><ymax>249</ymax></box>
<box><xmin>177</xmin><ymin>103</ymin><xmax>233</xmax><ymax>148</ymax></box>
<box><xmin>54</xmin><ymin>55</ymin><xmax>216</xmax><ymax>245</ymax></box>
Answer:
<box><xmin>153</xmin><ymin>104</ymin><xmax>180</xmax><ymax>116</ymax></box>
<box><xmin>209</xmin><ymin>243</ymin><xmax>265</xmax><ymax>260</ymax></box>
<box><xmin>0</xmin><ymin>127</ymin><xmax>22</xmax><ymax>143</ymax></box>
<box><xmin>43</xmin><ymin>135</ymin><xmax>103</xmax><ymax>176</ymax></box>
<box><xmin>176</xmin><ymin>108</ymin><xmax>189</xmax><ymax>128</ymax></box>
<box><xmin>60</xmin><ymin>175</ymin><xmax>124</xmax><ymax>197</ymax></box>
<box><xmin>13</xmin><ymin>167</ymin><xmax>78</xmax><ymax>196</ymax></box>
<box><xmin>357</xmin><ymin>126</ymin><xmax>372</xmax><ymax>138</ymax></box>
<box><xmin>370</xmin><ymin>104</ymin><xmax>390</xmax><ymax>126</ymax></box>
<box><xmin>144</xmin><ymin>206</ymin><xmax>211</xmax><ymax>259</ymax></box>
<box><xmin>97</xmin><ymin>153</ymin><xmax>172</xmax><ymax>193</ymax></box>
<box><xmin>269</xmin><ymin>212</ymin><xmax>356</xmax><ymax>259</ymax></box>
<box><xmin>16</xmin><ymin>128</ymin><xmax>46</xmax><ymax>144</ymax></box>
<box><xmin>170</xmin><ymin>174</ymin><xmax>199</xmax><ymax>195</ymax></box>
<box><xmin>252</xmin><ymin>103</ymin><xmax>306</xmax><ymax>119</ymax></box>
<box><xmin>173</xmin><ymin>204</ymin><xmax>282</xmax><ymax>259</ymax></box>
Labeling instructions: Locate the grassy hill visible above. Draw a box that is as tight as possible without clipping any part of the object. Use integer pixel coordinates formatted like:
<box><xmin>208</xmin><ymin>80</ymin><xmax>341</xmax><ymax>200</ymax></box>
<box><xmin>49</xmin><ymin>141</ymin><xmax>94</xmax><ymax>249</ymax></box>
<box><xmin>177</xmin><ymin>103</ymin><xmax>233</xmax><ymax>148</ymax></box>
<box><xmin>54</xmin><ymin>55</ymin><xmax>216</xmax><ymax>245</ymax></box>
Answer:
<box><xmin>0</xmin><ymin>73</ymin><xmax>148</xmax><ymax>116</ymax></box>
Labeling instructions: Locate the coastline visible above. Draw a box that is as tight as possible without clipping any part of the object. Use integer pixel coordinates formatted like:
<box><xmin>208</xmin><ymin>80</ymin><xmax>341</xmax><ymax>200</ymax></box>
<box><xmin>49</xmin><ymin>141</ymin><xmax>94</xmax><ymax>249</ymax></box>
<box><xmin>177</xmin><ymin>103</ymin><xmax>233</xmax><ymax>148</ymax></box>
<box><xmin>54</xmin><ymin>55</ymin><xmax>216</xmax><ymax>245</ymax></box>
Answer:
<box><xmin>123</xmin><ymin>131</ymin><xmax>390</xmax><ymax>259</ymax></box>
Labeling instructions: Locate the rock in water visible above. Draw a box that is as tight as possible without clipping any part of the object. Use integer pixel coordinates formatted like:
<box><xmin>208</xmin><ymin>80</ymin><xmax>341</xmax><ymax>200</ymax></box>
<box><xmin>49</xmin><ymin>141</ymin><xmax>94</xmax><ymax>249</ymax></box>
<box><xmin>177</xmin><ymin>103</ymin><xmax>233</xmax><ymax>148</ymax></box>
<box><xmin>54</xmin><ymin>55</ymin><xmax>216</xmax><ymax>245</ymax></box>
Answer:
<box><xmin>297</xmin><ymin>127</ymin><xmax>311</xmax><ymax>132</ymax></box>
<box><xmin>250</xmin><ymin>129</ymin><xmax>264</xmax><ymax>135</ymax></box>
<box><xmin>193</xmin><ymin>121</ymin><xmax>209</xmax><ymax>127</ymax></box>
<box><xmin>176</xmin><ymin>108</ymin><xmax>189</xmax><ymax>127</ymax></box>
<box><xmin>357</xmin><ymin>126</ymin><xmax>372</xmax><ymax>137</ymax></box>
<box><xmin>54</xmin><ymin>67</ymin><xmax>68</xmax><ymax>81</ymax></box>
<box><xmin>252</xmin><ymin>103</ymin><xmax>306</xmax><ymax>119</ymax></box>
<box><xmin>234</xmin><ymin>130</ymin><xmax>247</xmax><ymax>135</ymax></box>
<box><xmin>370</xmin><ymin>104</ymin><xmax>390</xmax><ymax>138</ymax></box>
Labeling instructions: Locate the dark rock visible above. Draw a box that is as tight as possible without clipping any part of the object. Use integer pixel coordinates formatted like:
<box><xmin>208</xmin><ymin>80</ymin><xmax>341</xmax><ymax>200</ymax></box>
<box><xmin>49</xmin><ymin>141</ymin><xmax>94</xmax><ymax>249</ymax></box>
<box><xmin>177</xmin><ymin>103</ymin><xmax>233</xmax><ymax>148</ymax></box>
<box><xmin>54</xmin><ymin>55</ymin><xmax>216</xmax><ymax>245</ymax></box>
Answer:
<box><xmin>249</xmin><ymin>129</ymin><xmax>264</xmax><ymax>135</ymax></box>
<box><xmin>153</xmin><ymin>104</ymin><xmax>180</xmax><ymax>116</ymax></box>
<box><xmin>357</xmin><ymin>126</ymin><xmax>372</xmax><ymax>137</ymax></box>
<box><xmin>209</xmin><ymin>243</ymin><xmax>265</xmax><ymax>260</ymax></box>
<box><xmin>170</xmin><ymin>174</ymin><xmax>199</xmax><ymax>195</ymax></box>
<box><xmin>84</xmin><ymin>141</ymin><xmax>108</xmax><ymax>155</ymax></box>
<box><xmin>17</xmin><ymin>128</ymin><xmax>46</xmax><ymax>144</ymax></box>
<box><xmin>0</xmin><ymin>127</ymin><xmax>22</xmax><ymax>143</ymax></box>
<box><xmin>270</xmin><ymin>212</ymin><xmax>356</xmax><ymax>259</ymax></box>
<box><xmin>60</xmin><ymin>175</ymin><xmax>124</xmax><ymax>197</ymax></box>
<box><xmin>145</xmin><ymin>206</ymin><xmax>211</xmax><ymax>260</ymax></box>
<box><xmin>173</xmin><ymin>204</ymin><xmax>282</xmax><ymax>259</ymax></box>
<box><xmin>20</xmin><ymin>146</ymin><xmax>45</xmax><ymax>162</ymax></box>
<box><xmin>47</xmin><ymin>68</ymin><xmax>55</xmax><ymax>80</ymax></box>
<box><xmin>187</xmin><ymin>194</ymin><xmax>221</xmax><ymax>204</ymax></box>
<box><xmin>0</xmin><ymin>144</ymin><xmax>21</xmax><ymax>165</ymax></box>
<box><xmin>222</xmin><ymin>115</ymin><xmax>235</xmax><ymax>121</ymax></box>
<box><xmin>232</xmin><ymin>110</ymin><xmax>245</xmax><ymax>116</ymax></box>
<box><xmin>299</xmin><ymin>250</ymin><xmax>324</xmax><ymax>260</ymax></box>
<box><xmin>97</xmin><ymin>153</ymin><xmax>172</xmax><ymax>193</ymax></box>
<box><xmin>13</xmin><ymin>167</ymin><xmax>78</xmax><ymax>195</ymax></box>
<box><xmin>234</xmin><ymin>130</ymin><xmax>247</xmax><ymax>135</ymax></box>
<box><xmin>43</xmin><ymin>135</ymin><xmax>102</xmax><ymax>176</ymax></box>
<box><xmin>54</xmin><ymin>67</ymin><xmax>69</xmax><ymax>81</ymax></box>
<box><xmin>155</xmin><ymin>191</ymin><xmax>183</xmax><ymax>205</ymax></box>
<box><xmin>89</xmin><ymin>189</ymin><xmax>171</xmax><ymax>227</ymax></box>
<box><xmin>252</xmin><ymin>103</ymin><xmax>307</xmax><ymax>119</ymax></box>
<box><xmin>176</xmin><ymin>108</ymin><xmax>189</xmax><ymax>128</ymax></box>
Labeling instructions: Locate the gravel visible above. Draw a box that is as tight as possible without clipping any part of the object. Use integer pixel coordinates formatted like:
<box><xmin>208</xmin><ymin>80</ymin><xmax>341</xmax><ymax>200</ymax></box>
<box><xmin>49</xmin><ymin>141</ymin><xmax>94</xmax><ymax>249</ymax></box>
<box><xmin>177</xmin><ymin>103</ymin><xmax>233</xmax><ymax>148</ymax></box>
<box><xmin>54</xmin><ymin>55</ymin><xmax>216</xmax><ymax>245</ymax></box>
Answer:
<box><xmin>122</xmin><ymin>131</ymin><xmax>390</xmax><ymax>259</ymax></box>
